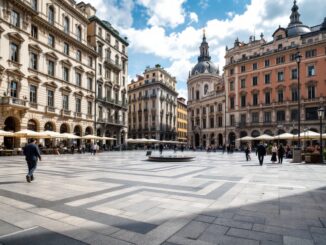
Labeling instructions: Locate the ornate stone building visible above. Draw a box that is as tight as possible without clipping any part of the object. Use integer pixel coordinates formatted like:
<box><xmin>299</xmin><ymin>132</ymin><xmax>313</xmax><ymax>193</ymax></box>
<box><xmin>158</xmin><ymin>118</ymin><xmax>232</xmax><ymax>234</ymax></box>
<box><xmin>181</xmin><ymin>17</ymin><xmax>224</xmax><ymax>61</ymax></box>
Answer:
<box><xmin>0</xmin><ymin>0</ymin><xmax>97</xmax><ymax>148</ymax></box>
<box><xmin>128</xmin><ymin>65</ymin><xmax>178</xmax><ymax>140</ymax></box>
<box><xmin>177</xmin><ymin>97</ymin><xmax>187</xmax><ymax>142</ymax></box>
<box><xmin>187</xmin><ymin>33</ymin><xmax>225</xmax><ymax>148</ymax></box>
<box><xmin>224</xmin><ymin>1</ymin><xmax>326</xmax><ymax>147</ymax></box>
<box><xmin>86</xmin><ymin>12</ymin><xmax>129</xmax><ymax>146</ymax></box>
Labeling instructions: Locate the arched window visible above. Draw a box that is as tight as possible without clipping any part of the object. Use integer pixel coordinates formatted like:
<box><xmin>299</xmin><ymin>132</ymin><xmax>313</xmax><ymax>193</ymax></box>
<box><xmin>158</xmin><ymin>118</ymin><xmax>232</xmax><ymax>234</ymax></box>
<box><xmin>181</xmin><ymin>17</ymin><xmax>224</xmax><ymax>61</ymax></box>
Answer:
<box><xmin>204</xmin><ymin>84</ymin><xmax>208</xmax><ymax>95</ymax></box>
<box><xmin>31</xmin><ymin>0</ymin><xmax>37</xmax><ymax>11</ymax></box>
<box><xmin>76</xmin><ymin>26</ymin><xmax>82</xmax><ymax>41</ymax></box>
<box><xmin>64</xmin><ymin>16</ymin><xmax>69</xmax><ymax>33</ymax></box>
<box><xmin>48</xmin><ymin>6</ymin><xmax>54</xmax><ymax>24</ymax></box>
<box><xmin>28</xmin><ymin>119</ymin><xmax>37</xmax><ymax>131</ymax></box>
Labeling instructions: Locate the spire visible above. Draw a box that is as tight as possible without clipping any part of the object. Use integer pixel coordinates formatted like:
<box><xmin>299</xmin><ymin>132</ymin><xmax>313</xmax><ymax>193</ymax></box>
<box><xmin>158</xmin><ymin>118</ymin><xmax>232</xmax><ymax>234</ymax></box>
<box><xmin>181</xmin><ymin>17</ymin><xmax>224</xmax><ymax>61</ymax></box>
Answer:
<box><xmin>198</xmin><ymin>29</ymin><xmax>211</xmax><ymax>62</ymax></box>
<box><xmin>289</xmin><ymin>0</ymin><xmax>302</xmax><ymax>26</ymax></box>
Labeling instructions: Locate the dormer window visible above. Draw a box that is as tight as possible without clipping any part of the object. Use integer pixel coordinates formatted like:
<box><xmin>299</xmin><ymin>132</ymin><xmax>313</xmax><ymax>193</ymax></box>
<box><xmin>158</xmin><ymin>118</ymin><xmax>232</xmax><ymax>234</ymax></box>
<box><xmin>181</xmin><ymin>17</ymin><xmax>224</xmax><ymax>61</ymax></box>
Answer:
<box><xmin>48</xmin><ymin>6</ymin><xmax>54</xmax><ymax>24</ymax></box>
<box><xmin>76</xmin><ymin>26</ymin><xmax>82</xmax><ymax>42</ymax></box>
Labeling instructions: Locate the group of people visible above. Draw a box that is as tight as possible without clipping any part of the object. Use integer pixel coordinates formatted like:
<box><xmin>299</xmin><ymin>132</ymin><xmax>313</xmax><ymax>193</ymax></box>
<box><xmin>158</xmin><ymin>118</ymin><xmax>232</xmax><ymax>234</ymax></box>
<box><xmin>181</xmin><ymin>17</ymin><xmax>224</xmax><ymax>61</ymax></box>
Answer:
<box><xmin>245</xmin><ymin>142</ymin><xmax>286</xmax><ymax>165</ymax></box>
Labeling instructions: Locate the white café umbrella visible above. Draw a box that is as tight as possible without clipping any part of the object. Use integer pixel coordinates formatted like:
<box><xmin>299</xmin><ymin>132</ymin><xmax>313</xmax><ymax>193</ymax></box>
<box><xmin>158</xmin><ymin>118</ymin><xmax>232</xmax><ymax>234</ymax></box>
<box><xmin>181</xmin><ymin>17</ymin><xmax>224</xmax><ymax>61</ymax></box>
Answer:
<box><xmin>82</xmin><ymin>135</ymin><xmax>101</xmax><ymax>140</ymax></box>
<box><xmin>13</xmin><ymin>129</ymin><xmax>50</xmax><ymax>138</ymax></box>
<box><xmin>0</xmin><ymin>130</ymin><xmax>14</xmax><ymax>137</ymax></box>
<box><xmin>101</xmin><ymin>136</ymin><xmax>116</xmax><ymax>140</ymax></box>
<box><xmin>293</xmin><ymin>130</ymin><xmax>320</xmax><ymax>140</ymax></box>
<box><xmin>43</xmin><ymin>130</ymin><xmax>65</xmax><ymax>138</ymax></box>
<box><xmin>254</xmin><ymin>134</ymin><xmax>274</xmax><ymax>141</ymax></box>
<box><xmin>273</xmin><ymin>133</ymin><xmax>294</xmax><ymax>140</ymax></box>
<box><xmin>60</xmin><ymin>133</ymin><xmax>80</xmax><ymax>139</ymax></box>
<box><xmin>237</xmin><ymin>136</ymin><xmax>254</xmax><ymax>141</ymax></box>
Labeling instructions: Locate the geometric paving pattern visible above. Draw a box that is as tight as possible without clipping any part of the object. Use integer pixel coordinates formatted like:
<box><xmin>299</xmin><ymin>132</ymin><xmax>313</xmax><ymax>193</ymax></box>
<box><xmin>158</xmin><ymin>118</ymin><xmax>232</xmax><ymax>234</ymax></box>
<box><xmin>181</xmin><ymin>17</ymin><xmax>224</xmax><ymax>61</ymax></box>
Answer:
<box><xmin>0</xmin><ymin>151</ymin><xmax>325</xmax><ymax>245</ymax></box>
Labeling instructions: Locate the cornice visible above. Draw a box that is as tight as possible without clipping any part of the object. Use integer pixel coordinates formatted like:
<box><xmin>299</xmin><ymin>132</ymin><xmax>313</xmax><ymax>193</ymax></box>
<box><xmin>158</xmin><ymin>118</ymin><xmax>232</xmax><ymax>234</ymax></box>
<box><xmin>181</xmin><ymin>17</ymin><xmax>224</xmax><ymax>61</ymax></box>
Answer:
<box><xmin>53</xmin><ymin>0</ymin><xmax>89</xmax><ymax>24</ymax></box>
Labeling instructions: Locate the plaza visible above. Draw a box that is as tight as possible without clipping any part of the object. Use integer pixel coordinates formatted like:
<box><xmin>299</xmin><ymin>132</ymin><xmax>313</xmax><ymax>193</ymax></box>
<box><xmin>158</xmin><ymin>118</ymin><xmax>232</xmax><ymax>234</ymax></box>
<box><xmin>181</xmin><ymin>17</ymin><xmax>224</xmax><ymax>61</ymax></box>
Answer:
<box><xmin>0</xmin><ymin>151</ymin><xmax>325</xmax><ymax>245</ymax></box>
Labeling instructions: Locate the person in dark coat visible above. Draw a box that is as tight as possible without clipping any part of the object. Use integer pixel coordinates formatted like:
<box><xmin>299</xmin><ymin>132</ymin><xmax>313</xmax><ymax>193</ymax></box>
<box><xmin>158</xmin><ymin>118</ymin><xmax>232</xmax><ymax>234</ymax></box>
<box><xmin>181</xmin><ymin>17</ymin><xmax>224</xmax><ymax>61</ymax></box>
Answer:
<box><xmin>278</xmin><ymin>144</ymin><xmax>285</xmax><ymax>164</ymax></box>
<box><xmin>256</xmin><ymin>142</ymin><xmax>266</xmax><ymax>165</ymax></box>
<box><xmin>159</xmin><ymin>144</ymin><xmax>163</xmax><ymax>155</ymax></box>
<box><xmin>23</xmin><ymin>138</ymin><xmax>41</xmax><ymax>183</ymax></box>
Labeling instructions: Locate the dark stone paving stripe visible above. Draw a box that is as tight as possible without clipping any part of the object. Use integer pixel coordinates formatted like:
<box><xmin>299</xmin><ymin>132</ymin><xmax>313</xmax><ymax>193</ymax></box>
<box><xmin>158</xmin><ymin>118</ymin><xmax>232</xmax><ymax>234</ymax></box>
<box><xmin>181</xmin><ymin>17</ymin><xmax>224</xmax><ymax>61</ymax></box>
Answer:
<box><xmin>194</xmin><ymin>175</ymin><xmax>242</xmax><ymax>181</ymax></box>
<box><xmin>0</xmin><ymin>189</ymin><xmax>158</xmax><ymax>234</ymax></box>
<box><xmin>0</xmin><ymin>226</ymin><xmax>89</xmax><ymax>245</ymax></box>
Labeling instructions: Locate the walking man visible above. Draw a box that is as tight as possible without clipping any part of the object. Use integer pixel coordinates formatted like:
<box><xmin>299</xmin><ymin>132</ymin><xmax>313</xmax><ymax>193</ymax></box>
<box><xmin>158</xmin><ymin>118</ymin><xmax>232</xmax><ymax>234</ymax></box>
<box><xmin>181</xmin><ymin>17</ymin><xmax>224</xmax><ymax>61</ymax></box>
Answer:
<box><xmin>256</xmin><ymin>142</ymin><xmax>266</xmax><ymax>166</ymax></box>
<box><xmin>23</xmin><ymin>138</ymin><xmax>41</xmax><ymax>183</ymax></box>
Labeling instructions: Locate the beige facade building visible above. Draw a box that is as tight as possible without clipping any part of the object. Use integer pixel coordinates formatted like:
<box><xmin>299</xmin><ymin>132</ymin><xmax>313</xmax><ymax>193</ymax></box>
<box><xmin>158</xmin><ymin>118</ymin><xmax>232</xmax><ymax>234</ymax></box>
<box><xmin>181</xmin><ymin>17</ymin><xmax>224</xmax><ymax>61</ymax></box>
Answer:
<box><xmin>177</xmin><ymin>97</ymin><xmax>187</xmax><ymax>142</ymax></box>
<box><xmin>224</xmin><ymin>1</ymin><xmax>326</xmax><ymax>147</ymax></box>
<box><xmin>128</xmin><ymin>65</ymin><xmax>178</xmax><ymax>140</ymax></box>
<box><xmin>187</xmin><ymin>34</ymin><xmax>225</xmax><ymax>148</ymax></box>
<box><xmin>0</xmin><ymin>0</ymin><xmax>98</xmax><ymax>148</ymax></box>
<box><xmin>86</xmin><ymin>12</ymin><xmax>129</xmax><ymax>146</ymax></box>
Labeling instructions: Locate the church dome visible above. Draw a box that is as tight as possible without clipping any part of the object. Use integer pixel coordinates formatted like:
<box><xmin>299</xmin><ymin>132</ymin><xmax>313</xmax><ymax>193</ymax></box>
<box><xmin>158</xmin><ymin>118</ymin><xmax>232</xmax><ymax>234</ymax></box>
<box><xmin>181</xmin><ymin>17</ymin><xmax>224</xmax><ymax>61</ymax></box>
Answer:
<box><xmin>190</xmin><ymin>32</ymin><xmax>219</xmax><ymax>76</ymax></box>
<box><xmin>286</xmin><ymin>0</ymin><xmax>310</xmax><ymax>37</ymax></box>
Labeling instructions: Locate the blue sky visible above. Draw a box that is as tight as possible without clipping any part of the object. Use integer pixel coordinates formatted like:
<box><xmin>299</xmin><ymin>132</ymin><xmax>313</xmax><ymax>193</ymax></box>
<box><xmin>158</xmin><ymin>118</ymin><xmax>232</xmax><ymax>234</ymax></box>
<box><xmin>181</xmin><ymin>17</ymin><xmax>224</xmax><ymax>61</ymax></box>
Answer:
<box><xmin>89</xmin><ymin>0</ymin><xmax>326</xmax><ymax>98</ymax></box>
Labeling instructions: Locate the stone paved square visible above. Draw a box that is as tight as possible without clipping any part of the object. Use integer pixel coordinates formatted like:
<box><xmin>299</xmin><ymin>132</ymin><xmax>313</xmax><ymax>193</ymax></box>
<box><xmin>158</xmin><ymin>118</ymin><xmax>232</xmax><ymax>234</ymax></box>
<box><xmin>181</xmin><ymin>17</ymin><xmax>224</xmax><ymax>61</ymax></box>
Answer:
<box><xmin>0</xmin><ymin>151</ymin><xmax>325</xmax><ymax>245</ymax></box>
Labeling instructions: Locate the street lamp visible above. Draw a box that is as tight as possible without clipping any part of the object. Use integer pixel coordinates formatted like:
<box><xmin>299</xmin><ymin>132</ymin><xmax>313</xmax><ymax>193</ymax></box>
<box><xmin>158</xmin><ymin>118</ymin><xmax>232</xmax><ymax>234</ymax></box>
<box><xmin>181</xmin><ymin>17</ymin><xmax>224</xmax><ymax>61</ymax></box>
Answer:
<box><xmin>317</xmin><ymin>107</ymin><xmax>324</xmax><ymax>163</ymax></box>
<box><xmin>295</xmin><ymin>51</ymin><xmax>302</xmax><ymax>149</ymax></box>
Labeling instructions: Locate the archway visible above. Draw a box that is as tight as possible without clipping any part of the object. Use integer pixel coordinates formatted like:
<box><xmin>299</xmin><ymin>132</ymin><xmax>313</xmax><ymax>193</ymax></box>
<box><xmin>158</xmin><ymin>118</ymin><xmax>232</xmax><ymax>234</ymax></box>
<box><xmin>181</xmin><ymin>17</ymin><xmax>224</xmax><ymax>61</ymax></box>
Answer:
<box><xmin>239</xmin><ymin>131</ymin><xmax>248</xmax><ymax>149</ymax></box>
<box><xmin>60</xmin><ymin>124</ymin><xmax>69</xmax><ymax>133</ymax></box>
<box><xmin>264</xmin><ymin>130</ymin><xmax>273</xmax><ymax>136</ymax></box>
<box><xmin>195</xmin><ymin>133</ymin><xmax>200</xmax><ymax>148</ymax></box>
<box><xmin>309</xmin><ymin>128</ymin><xmax>318</xmax><ymax>132</ymax></box>
<box><xmin>85</xmin><ymin>126</ymin><xmax>93</xmax><ymax>135</ymax></box>
<box><xmin>44</xmin><ymin>122</ymin><xmax>55</xmax><ymax>131</ymax></box>
<box><xmin>218</xmin><ymin>133</ymin><xmax>223</xmax><ymax>146</ymax></box>
<box><xmin>4</xmin><ymin>117</ymin><xmax>19</xmax><ymax>149</ymax></box>
<box><xmin>210</xmin><ymin>133</ymin><xmax>215</xmax><ymax>146</ymax></box>
<box><xmin>27</xmin><ymin>119</ymin><xmax>38</xmax><ymax>131</ymax></box>
<box><xmin>74</xmin><ymin>125</ymin><xmax>82</xmax><ymax>147</ymax></box>
<box><xmin>121</xmin><ymin>131</ymin><xmax>125</xmax><ymax>145</ymax></box>
<box><xmin>203</xmin><ymin>134</ymin><xmax>206</xmax><ymax>148</ymax></box>
<box><xmin>251</xmin><ymin>130</ymin><xmax>260</xmax><ymax>137</ymax></box>
<box><xmin>277</xmin><ymin>129</ymin><xmax>285</xmax><ymax>135</ymax></box>
<box><xmin>228</xmin><ymin>132</ymin><xmax>236</xmax><ymax>146</ymax></box>
<box><xmin>105</xmin><ymin>129</ymin><xmax>112</xmax><ymax>150</ymax></box>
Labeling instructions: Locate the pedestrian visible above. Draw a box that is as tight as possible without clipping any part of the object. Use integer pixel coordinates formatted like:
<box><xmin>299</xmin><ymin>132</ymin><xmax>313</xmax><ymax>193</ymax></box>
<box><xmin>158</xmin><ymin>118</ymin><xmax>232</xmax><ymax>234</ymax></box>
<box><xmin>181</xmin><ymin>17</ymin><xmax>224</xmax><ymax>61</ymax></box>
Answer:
<box><xmin>278</xmin><ymin>144</ymin><xmax>285</xmax><ymax>164</ymax></box>
<box><xmin>159</xmin><ymin>144</ymin><xmax>163</xmax><ymax>155</ymax></box>
<box><xmin>23</xmin><ymin>138</ymin><xmax>41</xmax><ymax>183</ymax></box>
<box><xmin>256</xmin><ymin>141</ymin><xmax>266</xmax><ymax>166</ymax></box>
<box><xmin>271</xmin><ymin>143</ymin><xmax>277</xmax><ymax>163</ymax></box>
<box><xmin>222</xmin><ymin>144</ymin><xmax>226</xmax><ymax>154</ymax></box>
<box><xmin>245</xmin><ymin>143</ymin><xmax>251</xmax><ymax>161</ymax></box>
<box><xmin>181</xmin><ymin>144</ymin><xmax>184</xmax><ymax>152</ymax></box>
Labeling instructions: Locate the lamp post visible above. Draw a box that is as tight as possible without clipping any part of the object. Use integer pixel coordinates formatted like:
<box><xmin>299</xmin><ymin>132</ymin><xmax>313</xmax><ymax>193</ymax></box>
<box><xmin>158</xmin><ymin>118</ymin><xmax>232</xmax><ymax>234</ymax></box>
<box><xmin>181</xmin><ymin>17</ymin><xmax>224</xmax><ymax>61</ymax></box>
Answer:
<box><xmin>295</xmin><ymin>51</ymin><xmax>302</xmax><ymax>149</ymax></box>
<box><xmin>317</xmin><ymin>107</ymin><xmax>324</xmax><ymax>163</ymax></box>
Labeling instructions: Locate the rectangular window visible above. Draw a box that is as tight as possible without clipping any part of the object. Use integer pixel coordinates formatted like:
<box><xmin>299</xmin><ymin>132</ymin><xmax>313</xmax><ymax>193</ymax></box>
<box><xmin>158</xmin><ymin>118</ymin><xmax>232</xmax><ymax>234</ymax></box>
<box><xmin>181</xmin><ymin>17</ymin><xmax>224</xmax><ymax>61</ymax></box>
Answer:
<box><xmin>241</xmin><ymin>65</ymin><xmax>246</xmax><ymax>72</ymax></box>
<box><xmin>11</xmin><ymin>10</ymin><xmax>20</xmax><ymax>27</ymax></box>
<box><xmin>230</xmin><ymin>97</ymin><xmax>235</xmax><ymax>109</ymax></box>
<box><xmin>252</xmin><ymin>63</ymin><xmax>258</xmax><ymax>70</ymax></box>
<box><xmin>10</xmin><ymin>43</ymin><xmax>19</xmax><ymax>62</ymax></box>
<box><xmin>307</xmin><ymin>65</ymin><xmax>315</xmax><ymax>76</ymax></box>
<box><xmin>47</xmin><ymin>90</ymin><xmax>54</xmax><ymax>107</ymax></box>
<box><xmin>276</xmin><ymin>56</ymin><xmax>285</xmax><ymax>64</ymax></box>
<box><xmin>308</xmin><ymin>85</ymin><xmax>315</xmax><ymax>99</ymax></box>
<box><xmin>252</xmin><ymin>76</ymin><xmax>258</xmax><ymax>86</ymax></box>
<box><xmin>265</xmin><ymin>92</ymin><xmax>270</xmax><ymax>104</ymax></box>
<box><xmin>252</xmin><ymin>112</ymin><xmax>259</xmax><ymax>123</ymax></box>
<box><xmin>264</xmin><ymin>59</ymin><xmax>270</xmax><ymax>67</ymax></box>
<box><xmin>31</xmin><ymin>25</ymin><xmax>38</xmax><ymax>39</ymax></box>
<box><xmin>76</xmin><ymin>72</ymin><xmax>81</xmax><ymax>86</ymax></box>
<box><xmin>87</xmin><ymin>101</ymin><xmax>92</xmax><ymax>115</ymax></box>
<box><xmin>63</xmin><ymin>67</ymin><xmax>69</xmax><ymax>81</ymax></box>
<box><xmin>218</xmin><ymin>116</ymin><xmax>223</xmax><ymax>127</ymax></box>
<box><xmin>76</xmin><ymin>98</ymin><xmax>81</xmax><ymax>113</ymax></box>
<box><xmin>278</xmin><ymin>90</ymin><xmax>284</xmax><ymax>102</ymax></box>
<box><xmin>264</xmin><ymin>74</ymin><xmax>270</xmax><ymax>84</ymax></box>
<box><xmin>291</xmin><ymin>109</ymin><xmax>298</xmax><ymax>121</ymax></box>
<box><xmin>48</xmin><ymin>60</ymin><xmax>55</xmax><ymax>76</ymax></box>
<box><xmin>29</xmin><ymin>85</ymin><xmax>37</xmax><ymax>103</ymax></box>
<box><xmin>305</xmin><ymin>107</ymin><xmax>318</xmax><ymax>120</ymax></box>
<box><xmin>292</xmin><ymin>87</ymin><xmax>298</xmax><ymax>101</ymax></box>
<box><xmin>30</xmin><ymin>53</ymin><xmax>38</xmax><ymax>70</ymax></box>
<box><xmin>48</xmin><ymin>34</ymin><xmax>55</xmax><ymax>47</ymax></box>
<box><xmin>64</xmin><ymin>42</ymin><xmax>69</xmax><ymax>55</ymax></box>
<box><xmin>241</xmin><ymin>95</ymin><xmax>246</xmax><ymax>107</ymax></box>
<box><xmin>230</xmin><ymin>81</ymin><xmax>234</xmax><ymax>91</ymax></box>
<box><xmin>277</xmin><ymin>71</ymin><xmax>284</xmax><ymax>81</ymax></box>
<box><xmin>210</xmin><ymin>117</ymin><xmax>214</xmax><ymax>128</ymax></box>
<box><xmin>240</xmin><ymin>114</ymin><xmax>246</xmax><ymax>124</ymax></box>
<box><xmin>240</xmin><ymin>79</ymin><xmax>246</xmax><ymax>88</ymax></box>
<box><xmin>253</xmin><ymin>94</ymin><xmax>258</xmax><ymax>106</ymax></box>
<box><xmin>230</xmin><ymin>115</ymin><xmax>235</xmax><ymax>126</ymax></box>
<box><xmin>98</xmin><ymin>64</ymin><xmax>102</xmax><ymax>75</ymax></box>
<box><xmin>230</xmin><ymin>69</ymin><xmax>234</xmax><ymax>75</ymax></box>
<box><xmin>62</xmin><ymin>95</ymin><xmax>69</xmax><ymax>110</ymax></box>
<box><xmin>291</xmin><ymin>68</ymin><xmax>298</xmax><ymax>79</ymax></box>
<box><xmin>264</xmin><ymin>111</ymin><xmax>271</xmax><ymax>122</ymax></box>
<box><xmin>87</xmin><ymin>77</ymin><xmax>92</xmax><ymax>90</ymax></box>
<box><xmin>277</xmin><ymin>111</ymin><xmax>285</xmax><ymax>121</ymax></box>
<box><xmin>76</xmin><ymin>50</ymin><xmax>81</xmax><ymax>61</ymax></box>
<box><xmin>305</xmin><ymin>49</ymin><xmax>317</xmax><ymax>58</ymax></box>
<box><xmin>88</xmin><ymin>56</ymin><xmax>93</xmax><ymax>67</ymax></box>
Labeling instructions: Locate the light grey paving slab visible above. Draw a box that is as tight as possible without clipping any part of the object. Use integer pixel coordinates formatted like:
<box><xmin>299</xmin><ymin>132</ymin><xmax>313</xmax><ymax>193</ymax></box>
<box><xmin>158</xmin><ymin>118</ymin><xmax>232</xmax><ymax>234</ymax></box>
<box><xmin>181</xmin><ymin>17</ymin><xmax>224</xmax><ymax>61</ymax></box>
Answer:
<box><xmin>226</xmin><ymin>227</ymin><xmax>283</xmax><ymax>243</ymax></box>
<box><xmin>214</xmin><ymin>217</ymin><xmax>253</xmax><ymax>230</ymax></box>
<box><xmin>174</xmin><ymin>221</ymin><xmax>209</xmax><ymax>240</ymax></box>
<box><xmin>283</xmin><ymin>236</ymin><xmax>314</xmax><ymax>245</ymax></box>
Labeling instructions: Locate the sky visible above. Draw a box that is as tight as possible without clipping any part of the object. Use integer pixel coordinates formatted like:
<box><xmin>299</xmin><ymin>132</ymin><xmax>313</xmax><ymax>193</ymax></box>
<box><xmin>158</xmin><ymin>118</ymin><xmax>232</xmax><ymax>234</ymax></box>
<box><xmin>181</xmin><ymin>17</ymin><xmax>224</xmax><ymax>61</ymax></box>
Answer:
<box><xmin>86</xmin><ymin>0</ymin><xmax>326</xmax><ymax>99</ymax></box>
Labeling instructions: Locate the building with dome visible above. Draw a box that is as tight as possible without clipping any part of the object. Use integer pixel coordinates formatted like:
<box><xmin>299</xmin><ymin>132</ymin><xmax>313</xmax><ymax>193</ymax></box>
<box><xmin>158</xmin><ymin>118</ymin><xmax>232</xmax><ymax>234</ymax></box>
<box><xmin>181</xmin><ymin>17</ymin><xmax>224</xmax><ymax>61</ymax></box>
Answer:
<box><xmin>224</xmin><ymin>0</ymin><xmax>326</xmax><ymax>148</ymax></box>
<box><xmin>187</xmin><ymin>32</ymin><xmax>225</xmax><ymax>148</ymax></box>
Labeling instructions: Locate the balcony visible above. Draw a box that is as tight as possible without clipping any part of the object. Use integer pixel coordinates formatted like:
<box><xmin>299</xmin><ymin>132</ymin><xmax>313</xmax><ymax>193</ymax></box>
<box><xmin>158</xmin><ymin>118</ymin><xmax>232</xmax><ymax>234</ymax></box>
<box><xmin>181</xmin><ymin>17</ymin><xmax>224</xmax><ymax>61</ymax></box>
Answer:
<box><xmin>86</xmin><ymin>114</ymin><xmax>93</xmax><ymax>120</ymax></box>
<box><xmin>0</xmin><ymin>97</ymin><xmax>28</xmax><ymax>110</ymax></box>
<box><xmin>75</xmin><ymin>112</ymin><xmax>82</xmax><ymax>118</ymax></box>
<box><xmin>96</xmin><ymin>97</ymin><xmax>128</xmax><ymax>109</ymax></box>
<box><xmin>29</xmin><ymin>102</ymin><xmax>38</xmax><ymax>109</ymax></box>
<box><xmin>45</xmin><ymin>106</ymin><xmax>56</xmax><ymax>114</ymax></box>
<box><xmin>61</xmin><ymin>109</ymin><xmax>71</xmax><ymax>117</ymax></box>
<box><xmin>104</xmin><ymin>57</ymin><xmax>122</xmax><ymax>71</ymax></box>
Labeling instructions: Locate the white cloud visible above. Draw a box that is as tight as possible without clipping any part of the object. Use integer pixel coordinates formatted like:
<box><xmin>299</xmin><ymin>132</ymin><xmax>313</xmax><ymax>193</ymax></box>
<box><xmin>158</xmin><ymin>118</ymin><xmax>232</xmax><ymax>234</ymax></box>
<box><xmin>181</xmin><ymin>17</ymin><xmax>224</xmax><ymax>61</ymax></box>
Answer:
<box><xmin>199</xmin><ymin>0</ymin><xmax>209</xmax><ymax>9</ymax></box>
<box><xmin>189</xmin><ymin>12</ymin><xmax>199</xmax><ymax>24</ymax></box>
<box><xmin>136</xmin><ymin>0</ymin><xmax>187</xmax><ymax>28</ymax></box>
<box><xmin>176</xmin><ymin>88</ymin><xmax>188</xmax><ymax>101</ymax></box>
<box><xmin>226</xmin><ymin>11</ymin><xmax>235</xmax><ymax>18</ymax></box>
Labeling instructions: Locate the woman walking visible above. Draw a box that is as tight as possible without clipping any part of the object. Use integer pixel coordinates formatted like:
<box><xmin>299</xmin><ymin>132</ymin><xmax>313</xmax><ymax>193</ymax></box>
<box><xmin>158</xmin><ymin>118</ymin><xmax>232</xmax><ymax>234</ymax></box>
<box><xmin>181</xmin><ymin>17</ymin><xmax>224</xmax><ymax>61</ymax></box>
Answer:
<box><xmin>245</xmin><ymin>143</ymin><xmax>251</xmax><ymax>161</ymax></box>
<box><xmin>271</xmin><ymin>143</ymin><xmax>278</xmax><ymax>163</ymax></box>
<box><xmin>278</xmin><ymin>144</ymin><xmax>285</xmax><ymax>164</ymax></box>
